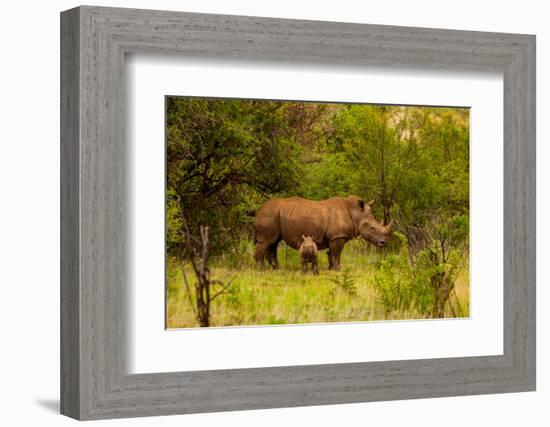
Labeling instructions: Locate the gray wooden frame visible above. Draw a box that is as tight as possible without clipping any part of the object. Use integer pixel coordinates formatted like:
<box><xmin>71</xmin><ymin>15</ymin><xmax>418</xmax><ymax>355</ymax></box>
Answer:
<box><xmin>60</xmin><ymin>5</ymin><xmax>536</xmax><ymax>420</ymax></box>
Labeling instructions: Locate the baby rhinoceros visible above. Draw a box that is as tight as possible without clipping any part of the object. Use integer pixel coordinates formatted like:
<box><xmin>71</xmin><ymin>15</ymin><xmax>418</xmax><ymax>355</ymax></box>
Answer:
<box><xmin>299</xmin><ymin>235</ymin><xmax>319</xmax><ymax>275</ymax></box>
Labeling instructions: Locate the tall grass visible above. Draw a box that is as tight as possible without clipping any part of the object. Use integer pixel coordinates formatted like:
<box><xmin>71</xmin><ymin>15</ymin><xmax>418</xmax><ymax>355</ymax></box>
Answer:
<box><xmin>166</xmin><ymin>239</ymin><xmax>469</xmax><ymax>328</ymax></box>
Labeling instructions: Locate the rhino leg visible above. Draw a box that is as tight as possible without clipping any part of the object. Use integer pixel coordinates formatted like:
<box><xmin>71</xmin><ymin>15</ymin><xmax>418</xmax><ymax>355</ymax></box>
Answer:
<box><xmin>327</xmin><ymin>250</ymin><xmax>334</xmax><ymax>270</ymax></box>
<box><xmin>266</xmin><ymin>242</ymin><xmax>280</xmax><ymax>269</ymax></box>
<box><xmin>312</xmin><ymin>257</ymin><xmax>319</xmax><ymax>275</ymax></box>
<box><xmin>253</xmin><ymin>216</ymin><xmax>280</xmax><ymax>269</ymax></box>
<box><xmin>301</xmin><ymin>258</ymin><xmax>308</xmax><ymax>274</ymax></box>
<box><xmin>328</xmin><ymin>239</ymin><xmax>346</xmax><ymax>271</ymax></box>
<box><xmin>254</xmin><ymin>242</ymin><xmax>270</xmax><ymax>269</ymax></box>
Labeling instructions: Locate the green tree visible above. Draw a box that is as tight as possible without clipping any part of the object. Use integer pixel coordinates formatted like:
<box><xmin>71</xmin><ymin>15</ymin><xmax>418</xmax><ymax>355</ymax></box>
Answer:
<box><xmin>166</xmin><ymin>98</ymin><xmax>302</xmax><ymax>257</ymax></box>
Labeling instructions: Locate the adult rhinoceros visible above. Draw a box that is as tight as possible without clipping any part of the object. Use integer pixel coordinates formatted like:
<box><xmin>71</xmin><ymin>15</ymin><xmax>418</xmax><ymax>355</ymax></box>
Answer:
<box><xmin>248</xmin><ymin>195</ymin><xmax>392</xmax><ymax>271</ymax></box>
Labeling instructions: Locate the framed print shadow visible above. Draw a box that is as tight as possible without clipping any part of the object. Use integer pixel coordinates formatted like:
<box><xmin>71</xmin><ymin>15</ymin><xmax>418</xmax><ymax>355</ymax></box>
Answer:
<box><xmin>61</xmin><ymin>5</ymin><xmax>536</xmax><ymax>420</ymax></box>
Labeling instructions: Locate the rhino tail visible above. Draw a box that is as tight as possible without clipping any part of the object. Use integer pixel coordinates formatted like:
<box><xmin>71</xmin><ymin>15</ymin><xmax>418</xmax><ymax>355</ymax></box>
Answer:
<box><xmin>245</xmin><ymin>209</ymin><xmax>256</xmax><ymax>217</ymax></box>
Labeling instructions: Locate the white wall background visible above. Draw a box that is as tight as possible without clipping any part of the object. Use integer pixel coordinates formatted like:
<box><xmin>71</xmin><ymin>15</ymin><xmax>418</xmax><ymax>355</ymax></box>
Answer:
<box><xmin>0</xmin><ymin>0</ymin><xmax>546</xmax><ymax>425</ymax></box>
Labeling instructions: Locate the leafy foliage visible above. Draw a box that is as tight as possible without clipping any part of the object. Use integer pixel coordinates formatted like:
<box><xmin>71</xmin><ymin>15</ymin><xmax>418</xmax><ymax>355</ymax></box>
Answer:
<box><xmin>166</xmin><ymin>98</ymin><xmax>302</xmax><ymax>256</ymax></box>
<box><xmin>373</xmin><ymin>217</ymin><xmax>468</xmax><ymax>318</ymax></box>
<box><xmin>329</xmin><ymin>268</ymin><xmax>358</xmax><ymax>297</ymax></box>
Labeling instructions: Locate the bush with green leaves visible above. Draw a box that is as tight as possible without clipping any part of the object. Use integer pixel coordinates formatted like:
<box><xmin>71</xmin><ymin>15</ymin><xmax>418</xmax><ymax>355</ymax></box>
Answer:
<box><xmin>373</xmin><ymin>221</ymin><xmax>467</xmax><ymax>318</ymax></box>
<box><xmin>329</xmin><ymin>268</ymin><xmax>358</xmax><ymax>297</ymax></box>
<box><xmin>166</xmin><ymin>98</ymin><xmax>303</xmax><ymax>257</ymax></box>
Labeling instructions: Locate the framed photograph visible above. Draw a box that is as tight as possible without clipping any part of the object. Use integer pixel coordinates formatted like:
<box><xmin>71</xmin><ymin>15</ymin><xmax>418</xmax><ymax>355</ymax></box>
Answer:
<box><xmin>61</xmin><ymin>5</ymin><xmax>535</xmax><ymax>420</ymax></box>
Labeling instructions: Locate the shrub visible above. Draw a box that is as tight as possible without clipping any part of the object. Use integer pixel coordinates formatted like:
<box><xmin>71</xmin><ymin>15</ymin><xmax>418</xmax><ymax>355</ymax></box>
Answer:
<box><xmin>329</xmin><ymin>268</ymin><xmax>357</xmax><ymax>296</ymax></box>
<box><xmin>373</xmin><ymin>224</ymin><xmax>466</xmax><ymax>318</ymax></box>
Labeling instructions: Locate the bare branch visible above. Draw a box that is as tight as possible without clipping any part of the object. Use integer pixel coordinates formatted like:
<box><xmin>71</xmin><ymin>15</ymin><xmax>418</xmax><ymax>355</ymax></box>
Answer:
<box><xmin>178</xmin><ymin>220</ymin><xmax>233</xmax><ymax>327</ymax></box>
<box><xmin>210</xmin><ymin>281</ymin><xmax>234</xmax><ymax>301</ymax></box>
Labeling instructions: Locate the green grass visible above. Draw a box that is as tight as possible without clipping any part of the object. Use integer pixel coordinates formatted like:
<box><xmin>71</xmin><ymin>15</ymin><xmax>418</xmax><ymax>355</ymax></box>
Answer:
<box><xmin>166</xmin><ymin>240</ymin><xmax>469</xmax><ymax>328</ymax></box>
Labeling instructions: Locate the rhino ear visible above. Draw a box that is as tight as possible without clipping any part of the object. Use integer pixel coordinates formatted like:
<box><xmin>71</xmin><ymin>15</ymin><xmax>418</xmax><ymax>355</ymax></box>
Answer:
<box><xmin>367</xmin><ymin>199</ymin><xmax>375</xmax><ymax>207</ymax></box>
<box><xmin>358</xmin><ymin>199</ymin><xmax>365</xmax><ymax>209</ymax></box>
<box><xmin>302</xmin><ymin>235</ymin><xmax>306</xmax><ymax>240</ymax></box>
